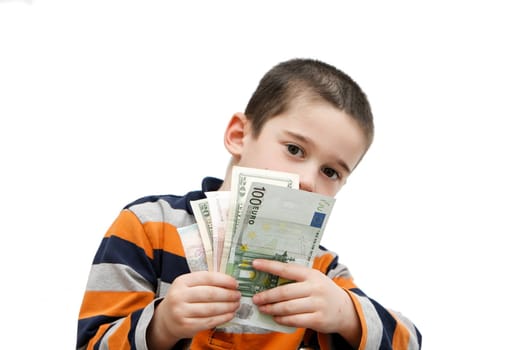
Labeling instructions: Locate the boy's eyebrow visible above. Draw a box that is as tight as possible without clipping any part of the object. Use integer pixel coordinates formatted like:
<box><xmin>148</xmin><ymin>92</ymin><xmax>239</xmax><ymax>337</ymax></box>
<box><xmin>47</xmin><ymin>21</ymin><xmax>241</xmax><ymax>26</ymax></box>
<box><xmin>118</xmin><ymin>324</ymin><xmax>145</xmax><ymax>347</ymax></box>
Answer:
<box><xmin>284</xmin><ymin>131</ymin><xmax>352</xmax><ymax>174</ymax></box>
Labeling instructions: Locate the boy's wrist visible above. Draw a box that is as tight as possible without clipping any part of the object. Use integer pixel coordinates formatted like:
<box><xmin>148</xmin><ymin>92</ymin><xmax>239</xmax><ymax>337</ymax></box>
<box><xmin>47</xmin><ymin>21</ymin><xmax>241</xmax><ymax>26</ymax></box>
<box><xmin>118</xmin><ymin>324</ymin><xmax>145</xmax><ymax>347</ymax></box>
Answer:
<box><xmin>146</xmin><ymin>300</ymin><xmax>181</xmax><ymax>350</ymax></box>
<box><xmin>337</xmin><ymin>289</ymin><xmax>362</xmax><ymax>349</ymax></box>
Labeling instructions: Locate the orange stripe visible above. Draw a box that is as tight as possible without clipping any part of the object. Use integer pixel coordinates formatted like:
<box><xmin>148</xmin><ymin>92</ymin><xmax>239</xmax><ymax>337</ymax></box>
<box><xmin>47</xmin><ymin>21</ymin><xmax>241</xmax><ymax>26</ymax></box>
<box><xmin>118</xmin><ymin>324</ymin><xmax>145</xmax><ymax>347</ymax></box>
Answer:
<box><xmin>332</xmin><ymin>275</ymin><xmax>358</xmax><ymax>290</ymax></box>
<box><xmin>312</xmin><ymin>251</ymin><xmax>334</xmax><ymax>272</ymax></box>
<box><xmin>190</xmin><ymin>329</ymin><xmax>306</xmax><ymax>349</ymax></box>
<box><xmin>79</xmin><ymin>290</ymin><xmax>154</xmax><ymax>318</ymax></box>
<box><xmin>107</xmin><ymin>317</ymin><xmax>132</xmax><ymax>350</ymax></box>
<box><xmin>86</xmin><ymin>323</ymin><xmax>111</xmax><ymax>350</ymax></box>
<box><xmin>390</xmin><ymin>311</ymin><xmax>410</xmax><ymax>350</ymax></box>
<box><xmin>104</xmin><ymin>210</ymin><xmax>154</xmax><ymax>257</ymax></box>
<box><xmin>143</xmin><ymin>221</ymin><xmax>185</xmax><ymax>257</ymax></box>
<box><xmin>104</xmin><ymin>210</ymin><xmax>185</xmax><ymax>258</ymax></box>
<box><xmin>235</xmin><ymin>329</ymin><xmax>305</xmax><ymax>348</ymax></box>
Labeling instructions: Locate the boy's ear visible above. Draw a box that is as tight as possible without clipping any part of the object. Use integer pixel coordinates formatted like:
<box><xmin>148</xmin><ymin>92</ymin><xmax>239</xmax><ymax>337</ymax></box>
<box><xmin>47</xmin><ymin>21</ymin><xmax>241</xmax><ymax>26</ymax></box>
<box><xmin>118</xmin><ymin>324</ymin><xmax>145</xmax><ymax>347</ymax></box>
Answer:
<box><xmin>224</xmin><ymin>112</ymin><xmax>250</xmax><ymax>158</ymax></box>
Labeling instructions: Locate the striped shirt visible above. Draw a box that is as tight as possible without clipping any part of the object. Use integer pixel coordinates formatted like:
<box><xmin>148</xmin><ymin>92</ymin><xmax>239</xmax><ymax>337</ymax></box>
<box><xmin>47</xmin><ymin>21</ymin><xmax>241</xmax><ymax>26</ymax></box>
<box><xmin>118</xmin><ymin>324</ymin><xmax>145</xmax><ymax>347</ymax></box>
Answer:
<box><xmin>77</xmin><ymin>177</ymin><xmax>422</xmax><ymax>350</ymax></box>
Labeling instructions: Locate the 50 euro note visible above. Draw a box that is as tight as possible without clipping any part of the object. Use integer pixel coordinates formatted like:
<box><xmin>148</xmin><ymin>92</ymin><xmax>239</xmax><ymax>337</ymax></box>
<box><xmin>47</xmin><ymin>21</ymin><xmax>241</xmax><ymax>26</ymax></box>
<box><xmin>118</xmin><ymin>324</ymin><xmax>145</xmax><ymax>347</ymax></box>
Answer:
<box><xmin>219</xmin><ymin>166</ymin><xmax>299</xmax><ymax>273</ymax></box>
<box><xmin>177</xmin><ymin>224</ymin><xmax>209</xmax><ymax>272</ymax></box>
<box><xmin>224</xmin><ymin>182</ymin><xmax>335</xmax><ymax>333</ymax></box>
<box><xmin>191</xmin><ymin>199</ymin><xmax>214</xmax><ymax>271</ymax></box>
<box><xmin>205</xmin><ymin>191</ymin><xmax>231</xmax><ymax>272</ymax></box>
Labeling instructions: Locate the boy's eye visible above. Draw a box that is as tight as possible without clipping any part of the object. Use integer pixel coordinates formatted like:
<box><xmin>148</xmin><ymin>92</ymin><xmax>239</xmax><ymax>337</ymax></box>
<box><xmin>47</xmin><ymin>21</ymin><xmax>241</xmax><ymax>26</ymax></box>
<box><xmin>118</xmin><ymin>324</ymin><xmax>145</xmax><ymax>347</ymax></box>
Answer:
<box><xmin>322</xmin><ymin>167</ymin><xmax>339</xmax><ymax>180</ymax></box>
<box><xmin>287</xmin><ymin>144</ymin><xmax>304</xmax><ymax>157</ymax></box>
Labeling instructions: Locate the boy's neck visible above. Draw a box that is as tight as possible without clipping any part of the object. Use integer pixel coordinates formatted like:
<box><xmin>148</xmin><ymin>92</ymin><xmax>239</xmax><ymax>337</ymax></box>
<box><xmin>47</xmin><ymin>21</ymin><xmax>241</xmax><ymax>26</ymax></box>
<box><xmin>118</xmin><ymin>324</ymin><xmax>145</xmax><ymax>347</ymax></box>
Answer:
<box><xmin>217</xmin><ymin>160</ymin><xmax>234</xmax><ymax>192</ymax></box>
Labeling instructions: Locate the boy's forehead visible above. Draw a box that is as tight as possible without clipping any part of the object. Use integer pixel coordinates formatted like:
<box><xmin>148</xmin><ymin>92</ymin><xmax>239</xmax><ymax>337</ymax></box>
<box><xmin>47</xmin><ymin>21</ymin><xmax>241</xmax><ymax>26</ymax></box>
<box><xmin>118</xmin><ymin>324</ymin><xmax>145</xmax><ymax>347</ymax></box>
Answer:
<box><xmin>269</xmin><ymin>94</ymin><xmax>346</xmax><ymax>127</ymax></box>
<box><xmin>258</xmin><ymin>98</ymin><xmax>368</xmax><ymax>171</ymax></box>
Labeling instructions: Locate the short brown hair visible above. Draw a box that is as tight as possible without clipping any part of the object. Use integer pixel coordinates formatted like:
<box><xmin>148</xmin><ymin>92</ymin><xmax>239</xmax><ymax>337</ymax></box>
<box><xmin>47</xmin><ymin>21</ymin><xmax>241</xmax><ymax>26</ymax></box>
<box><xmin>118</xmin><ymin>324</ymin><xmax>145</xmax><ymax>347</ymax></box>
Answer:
<box><xmin>244</xmin><ymin>58</ymin><xmax>374</xmax><ymax>148</ymax></box>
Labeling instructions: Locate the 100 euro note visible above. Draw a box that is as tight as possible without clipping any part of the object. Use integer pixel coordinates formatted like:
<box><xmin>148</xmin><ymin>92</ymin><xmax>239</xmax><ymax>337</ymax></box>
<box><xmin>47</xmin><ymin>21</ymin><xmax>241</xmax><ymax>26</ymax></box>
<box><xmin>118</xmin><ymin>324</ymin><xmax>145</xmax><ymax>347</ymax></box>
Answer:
<box><xmin>224</xmin><ymin>182</ymin><xmax>336</xmax><ymax>332</ymax></box>
<box><xmin>220</xmin><ymin>166</ymin><xmax>299</xmax><ymax>273</ymax></box>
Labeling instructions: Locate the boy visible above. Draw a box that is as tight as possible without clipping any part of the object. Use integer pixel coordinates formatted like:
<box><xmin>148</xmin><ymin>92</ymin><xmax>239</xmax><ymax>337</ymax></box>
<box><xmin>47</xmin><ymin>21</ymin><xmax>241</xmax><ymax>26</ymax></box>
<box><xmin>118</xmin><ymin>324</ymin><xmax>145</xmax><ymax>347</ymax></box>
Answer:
<box><xmin>77</xmin><ymin>58</ymin><xmax>422</xmax><ymax>349</ymax></box>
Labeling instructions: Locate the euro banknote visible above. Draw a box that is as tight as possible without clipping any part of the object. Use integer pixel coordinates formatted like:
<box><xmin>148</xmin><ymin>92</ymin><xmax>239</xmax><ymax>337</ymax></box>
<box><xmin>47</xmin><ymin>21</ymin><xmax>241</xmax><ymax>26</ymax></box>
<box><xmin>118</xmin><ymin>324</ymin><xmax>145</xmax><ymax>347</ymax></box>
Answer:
<box><xmin>224</xmin><ymin>181</ymin><xmax>335</xmax><ymax>332</ymax></box>
<box><xmin>220</xmin><ymin>166</ymin><xmax>299</xmax><ymax>272</ymax></box>
<box><xmin>190</xmin><ymin>199</ymin><xmax>214</xmax><ymax>271</ymax></box>
<box><xmin>184</xmin><ymin>167</ymin><xmax>335</xmax><ymax>332</ymax></box>
<box><xmin>205</xmin><ymin>191</ymin><xmax>231</xmax><ymax>272</ymax></box>
<box><xmin>177</xmin><ymin>224</ymin><xmax>209</xmax><ymax>272</ymax></box>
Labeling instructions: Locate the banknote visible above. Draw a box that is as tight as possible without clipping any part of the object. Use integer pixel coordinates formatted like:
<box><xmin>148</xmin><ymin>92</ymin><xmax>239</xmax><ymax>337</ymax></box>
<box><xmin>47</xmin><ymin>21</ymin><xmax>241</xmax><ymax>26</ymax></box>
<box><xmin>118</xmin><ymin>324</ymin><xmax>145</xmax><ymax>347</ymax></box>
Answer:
<box><xmin>219</xmin><ymin>166</ymin><xmax>299</xmax><ymax>273</ymax></box>
<box><xmin>205</xmin><ymin>191</ymin><xmax>231</xmax><ymax>272</ymax></box>
<box><xmin>190</xmin><ymin>199</ymin><xmax>214</xmax><ymax>271</ymax></box>
<box><xmin>177</xmin><ymin>224</ymin><xmax>209</xmax><ymax>272</ymax></box>
<box><xmin>225</xmin><ymin>182</ymin><xmax>335</xmax><ymax>332</ymax></box>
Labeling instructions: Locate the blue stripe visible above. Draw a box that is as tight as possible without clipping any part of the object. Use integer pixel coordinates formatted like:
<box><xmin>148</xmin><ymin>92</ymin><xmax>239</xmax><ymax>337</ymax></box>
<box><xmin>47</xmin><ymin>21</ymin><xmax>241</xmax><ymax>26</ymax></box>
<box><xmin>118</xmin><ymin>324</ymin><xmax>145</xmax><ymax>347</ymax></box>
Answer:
<box><xmin>370</xmin><ymin>298</ymin><xmax>397</xmax><ymax>348</ymax></box>
<box><xmin>324</xmin><ymin>248</ymin><xmax>339</xmax><ymax>273</ymax></box>
<box><xmin>349</xmin><ymin>287</ymin><xmax>366</xmax><ymax>297</ymax></box>
<box><xmin>158</xmin><ymin>248</ymin><xmax>190</xmax><ymax>282</ymax></box>
<box><xmin>93</xmin><ymin>236</ymin><xmax>158</xmax><ymax>285</ymax></box>
<box><xmin>331</xmin><ymin>334</ymin><xmax>354</xmax><ymax>349</ymax></box>
<box><xmin>128</xmin><ymin>308</ymin><xmax>144</xmax><ymax>348</ymax></box>
<box><xmin>93</xmin><ymin>236</ymin><xmax>190</xmax><ymax>285</ymax></box>
<box><xmin>416</xmin><ymin>326</ymin><xmax>423</xmax><ymax>347</ymax></box>
<box><xmin>77</xmin><ymin>315</ymin><xmax>118</xmax><ymax>349</ymax></box>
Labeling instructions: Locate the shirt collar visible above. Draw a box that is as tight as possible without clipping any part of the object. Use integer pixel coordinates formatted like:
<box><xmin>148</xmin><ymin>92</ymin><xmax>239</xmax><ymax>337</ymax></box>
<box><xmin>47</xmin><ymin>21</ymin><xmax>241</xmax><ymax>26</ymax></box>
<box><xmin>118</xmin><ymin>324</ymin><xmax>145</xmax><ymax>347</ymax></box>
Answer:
<box><xmin>201</xmin><ymin>177</ymin><xmax>224</xmax><ymax>193</ymax></box>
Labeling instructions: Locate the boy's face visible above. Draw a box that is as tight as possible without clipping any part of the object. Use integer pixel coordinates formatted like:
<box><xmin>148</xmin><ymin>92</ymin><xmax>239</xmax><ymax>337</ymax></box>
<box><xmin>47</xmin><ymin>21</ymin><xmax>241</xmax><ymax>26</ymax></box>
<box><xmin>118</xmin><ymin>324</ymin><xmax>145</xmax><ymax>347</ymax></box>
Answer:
<box><xmin>234</xmin><ymin>98</ymin><xmax>368</xmax><ymax>197</ymax></box>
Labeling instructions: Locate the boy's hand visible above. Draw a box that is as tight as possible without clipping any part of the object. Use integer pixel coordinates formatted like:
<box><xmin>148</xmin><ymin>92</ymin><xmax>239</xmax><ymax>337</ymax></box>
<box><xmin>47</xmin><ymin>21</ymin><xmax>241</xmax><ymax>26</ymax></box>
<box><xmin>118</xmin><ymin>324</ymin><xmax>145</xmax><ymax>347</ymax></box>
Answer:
<box><xmin>251</xmin><ymin>259</ymin><xmax>361</xmax><ymax>347</ymax></box>
<box><xmin>147</xmin><ymin>271</ymin><xmax>240</xmax><ymax>349</ymax></box>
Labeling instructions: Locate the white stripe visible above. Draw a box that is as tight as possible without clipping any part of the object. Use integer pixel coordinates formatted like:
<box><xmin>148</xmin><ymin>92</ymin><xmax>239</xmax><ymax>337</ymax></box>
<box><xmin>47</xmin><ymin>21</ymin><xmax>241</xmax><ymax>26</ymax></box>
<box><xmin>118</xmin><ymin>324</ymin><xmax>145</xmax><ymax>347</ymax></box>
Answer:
<box><xmin>353</xmin><ymin>293</ymin><xmax>383</xmax><ymax>350</ymax></box>
<box><xmin>157</xmin><ymin>279</ymin><xmax>171</xmax><ymax>298</ymax></box>
<box><xmin>135</xmin><ymin>301</ymin><xmax>159</xmax><ymax>350</ymax></box>
<box><xmin>326</xmin><ymin>261</ymin><xmax>352</xmax><ymax>279</ymax></box>
<box><xmin>128</xmin><ymin>199</ymin><xmax>195</xmax><ymax>228</ymax></box>
<box><xmin>316</xmin><ymin>248</ymin><xmax>353</xmax><ymax>279</ymax></box>
<box><xmin>86</xmin><ymin>263</ymin><xmax>154</xmax><ymax>292</ymax></box>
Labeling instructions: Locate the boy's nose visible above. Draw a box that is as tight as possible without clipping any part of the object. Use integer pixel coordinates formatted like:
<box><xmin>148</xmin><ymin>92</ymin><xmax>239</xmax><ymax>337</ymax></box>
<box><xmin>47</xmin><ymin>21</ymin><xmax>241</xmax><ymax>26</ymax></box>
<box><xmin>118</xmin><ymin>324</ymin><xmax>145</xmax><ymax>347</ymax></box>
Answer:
<box><xmin>299</xmin><ymin>172</ymin><xmax>316</xmax><ymax>193</ymax></box>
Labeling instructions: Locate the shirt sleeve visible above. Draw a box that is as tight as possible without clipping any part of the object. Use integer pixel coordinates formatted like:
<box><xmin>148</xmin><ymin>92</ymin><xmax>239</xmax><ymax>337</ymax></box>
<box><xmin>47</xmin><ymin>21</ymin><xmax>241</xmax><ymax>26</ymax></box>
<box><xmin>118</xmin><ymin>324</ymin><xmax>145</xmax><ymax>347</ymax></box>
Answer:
<box><xmin>314</xmin><ymin>247</ymin><xmax>422</xmax><ymax>350</ymax></box>
<box><xmin>76</xmin><ymin>208</ymin><xmax>189</xmax><ymax>350</ymax></box>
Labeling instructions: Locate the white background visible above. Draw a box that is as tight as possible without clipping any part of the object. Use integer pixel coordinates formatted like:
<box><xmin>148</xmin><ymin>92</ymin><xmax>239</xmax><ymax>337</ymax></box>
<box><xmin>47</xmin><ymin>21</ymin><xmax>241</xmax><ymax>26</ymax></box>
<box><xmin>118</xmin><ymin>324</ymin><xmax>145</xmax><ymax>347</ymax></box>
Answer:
<box><xmin>1</xmin><ymin>1</ymin><xmax>514</xmax><ymax>348</ymax></box>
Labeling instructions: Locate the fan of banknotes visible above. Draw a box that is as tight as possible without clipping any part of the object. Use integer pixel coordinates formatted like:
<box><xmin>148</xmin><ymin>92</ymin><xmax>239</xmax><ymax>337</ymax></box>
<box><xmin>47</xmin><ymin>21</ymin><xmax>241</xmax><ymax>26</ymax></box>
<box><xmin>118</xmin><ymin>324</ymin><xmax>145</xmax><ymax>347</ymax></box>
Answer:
<box><xmin>178</xmin><ymin>166</ymin><xmax>336</xmax><ymax>332</ymax></box>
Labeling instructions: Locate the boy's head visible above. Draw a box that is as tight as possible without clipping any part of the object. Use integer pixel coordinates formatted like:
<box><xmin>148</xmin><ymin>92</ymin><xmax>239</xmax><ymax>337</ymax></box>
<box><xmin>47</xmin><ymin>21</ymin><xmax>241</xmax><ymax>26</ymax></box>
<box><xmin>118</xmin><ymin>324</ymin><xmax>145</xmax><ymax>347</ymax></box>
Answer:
<box><xmin>244</xmin><ymin>58</ymin><xmax>374</xmax><ymax>148</ymax></box>
<box><xmin>223</xmin><ymin>58</ymin><xmax>374</xmax><ymax>196</ymax></box>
